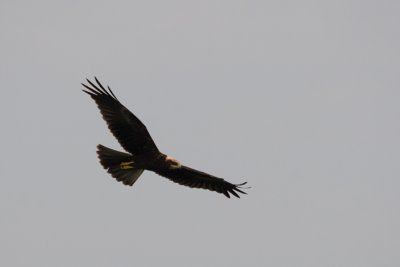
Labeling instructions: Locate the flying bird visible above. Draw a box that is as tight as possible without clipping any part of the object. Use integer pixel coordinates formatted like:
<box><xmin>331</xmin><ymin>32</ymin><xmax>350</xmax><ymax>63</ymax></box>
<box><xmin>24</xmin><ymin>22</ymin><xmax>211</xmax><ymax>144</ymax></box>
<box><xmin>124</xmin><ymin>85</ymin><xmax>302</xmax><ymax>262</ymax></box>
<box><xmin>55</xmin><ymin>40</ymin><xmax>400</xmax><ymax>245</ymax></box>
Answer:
<box><xmin>82</xmin><ymin>78</ymin><xmax>247</xmax><ymax>198</ymax></box>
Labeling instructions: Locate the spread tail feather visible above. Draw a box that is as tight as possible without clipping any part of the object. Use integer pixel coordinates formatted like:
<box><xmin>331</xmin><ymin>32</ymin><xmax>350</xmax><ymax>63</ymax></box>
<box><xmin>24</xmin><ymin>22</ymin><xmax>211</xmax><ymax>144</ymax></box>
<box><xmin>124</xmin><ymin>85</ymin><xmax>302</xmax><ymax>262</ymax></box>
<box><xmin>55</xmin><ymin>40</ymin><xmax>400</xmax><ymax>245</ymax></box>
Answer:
<box><xmin>96</xmin><ymin>144</ymin><xmax>144</xmax><ymax>186</ymax></box>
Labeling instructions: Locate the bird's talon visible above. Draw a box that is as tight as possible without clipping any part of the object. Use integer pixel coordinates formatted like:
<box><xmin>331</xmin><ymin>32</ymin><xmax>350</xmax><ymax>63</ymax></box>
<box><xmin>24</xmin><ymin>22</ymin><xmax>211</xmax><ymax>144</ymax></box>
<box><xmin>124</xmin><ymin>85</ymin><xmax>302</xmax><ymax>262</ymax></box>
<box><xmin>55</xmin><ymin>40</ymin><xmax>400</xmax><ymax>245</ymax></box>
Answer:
<box><xmin>120</xmin><ymin>161</ymin><xmax>134</xmax><ymax>169</ymax></box>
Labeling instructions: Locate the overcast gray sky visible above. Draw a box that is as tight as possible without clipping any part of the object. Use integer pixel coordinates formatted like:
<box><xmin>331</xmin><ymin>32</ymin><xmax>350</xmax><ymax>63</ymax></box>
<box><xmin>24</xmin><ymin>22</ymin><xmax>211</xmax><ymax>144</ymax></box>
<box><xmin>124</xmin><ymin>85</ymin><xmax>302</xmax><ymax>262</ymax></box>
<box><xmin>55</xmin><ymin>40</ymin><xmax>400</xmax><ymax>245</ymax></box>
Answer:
<box><xmin>1</xmin><ymin>1</ymin><xmax>399</xmax><ymax>266</ymax></box>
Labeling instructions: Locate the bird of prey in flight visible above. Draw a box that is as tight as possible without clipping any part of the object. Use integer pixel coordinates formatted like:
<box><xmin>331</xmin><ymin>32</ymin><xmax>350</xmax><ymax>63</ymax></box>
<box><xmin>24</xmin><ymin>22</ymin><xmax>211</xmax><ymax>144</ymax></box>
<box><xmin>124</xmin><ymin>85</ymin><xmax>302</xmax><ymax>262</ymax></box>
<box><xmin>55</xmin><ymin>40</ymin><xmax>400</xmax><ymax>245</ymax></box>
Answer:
<box><xmin>82</xmin><ymin>78</ymin><xmax>247</xmax><ymax>198</ymax></box>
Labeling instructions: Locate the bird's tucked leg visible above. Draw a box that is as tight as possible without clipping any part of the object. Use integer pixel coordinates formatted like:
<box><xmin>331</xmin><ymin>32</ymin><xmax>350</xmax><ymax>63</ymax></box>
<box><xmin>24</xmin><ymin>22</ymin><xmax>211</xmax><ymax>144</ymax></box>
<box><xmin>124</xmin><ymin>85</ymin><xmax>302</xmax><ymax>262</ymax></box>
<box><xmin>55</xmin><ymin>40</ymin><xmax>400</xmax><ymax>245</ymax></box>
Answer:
<box><xmin>120</xmin><ymin>161</ymin><xmax>135</xmax><ymax>170</ymax></box>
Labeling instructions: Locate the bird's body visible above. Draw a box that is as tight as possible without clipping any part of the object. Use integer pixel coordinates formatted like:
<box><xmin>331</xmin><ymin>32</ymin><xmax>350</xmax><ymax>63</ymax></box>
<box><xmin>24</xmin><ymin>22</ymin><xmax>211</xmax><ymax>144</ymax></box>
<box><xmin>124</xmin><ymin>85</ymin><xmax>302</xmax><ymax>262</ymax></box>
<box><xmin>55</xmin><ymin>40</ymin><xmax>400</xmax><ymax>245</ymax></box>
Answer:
<box><xmin>82</xmin><ymin>78</ymin><xmax>247</xmax><ymax>198</ymax></box>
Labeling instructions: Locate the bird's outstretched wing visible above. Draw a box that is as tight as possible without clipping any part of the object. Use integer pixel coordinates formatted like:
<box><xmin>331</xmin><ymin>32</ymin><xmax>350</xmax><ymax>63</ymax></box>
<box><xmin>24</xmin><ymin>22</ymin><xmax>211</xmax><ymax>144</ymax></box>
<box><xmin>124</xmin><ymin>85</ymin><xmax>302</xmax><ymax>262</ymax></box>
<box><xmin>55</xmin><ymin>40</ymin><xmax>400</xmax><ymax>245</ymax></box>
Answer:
<box><xmin>156</xmin><ymin>165</ymin><xmax>247</xmax><ymax>198</ymax></box>
<box><xmin>82</xmin><ymin>77</ymin><xmax>159</xmax><ymax>155</ymax></box>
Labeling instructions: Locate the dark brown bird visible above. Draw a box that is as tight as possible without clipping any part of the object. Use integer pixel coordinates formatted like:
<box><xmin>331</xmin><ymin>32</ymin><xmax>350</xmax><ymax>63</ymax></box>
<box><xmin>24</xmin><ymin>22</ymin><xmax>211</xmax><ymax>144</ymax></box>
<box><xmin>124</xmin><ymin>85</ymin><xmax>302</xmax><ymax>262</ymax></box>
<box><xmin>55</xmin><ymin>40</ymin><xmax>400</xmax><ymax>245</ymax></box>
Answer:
<box><xmin>82</xmin><ymin>77</ymin><xmax>247</xmax><ymax>198</ymax></box>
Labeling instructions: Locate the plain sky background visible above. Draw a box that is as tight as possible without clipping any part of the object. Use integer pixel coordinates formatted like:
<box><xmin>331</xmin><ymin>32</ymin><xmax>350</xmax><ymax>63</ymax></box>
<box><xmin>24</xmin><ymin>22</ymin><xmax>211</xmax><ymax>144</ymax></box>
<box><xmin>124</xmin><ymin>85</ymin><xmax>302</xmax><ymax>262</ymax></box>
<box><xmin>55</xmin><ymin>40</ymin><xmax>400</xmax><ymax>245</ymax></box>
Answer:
<box><xmin>1</xmin><ymin>1</ymin><xmax>399</xmax><ymax>266</ymax></box>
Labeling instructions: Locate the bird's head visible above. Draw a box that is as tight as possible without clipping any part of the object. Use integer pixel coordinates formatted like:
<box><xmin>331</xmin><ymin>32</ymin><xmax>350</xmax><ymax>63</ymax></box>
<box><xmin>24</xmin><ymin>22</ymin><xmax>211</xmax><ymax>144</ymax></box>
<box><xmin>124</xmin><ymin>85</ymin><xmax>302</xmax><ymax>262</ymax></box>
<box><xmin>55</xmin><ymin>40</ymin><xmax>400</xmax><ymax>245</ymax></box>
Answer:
<box><xmin>166</xmin><ymin>156</ymin><xmax>182</xmax><ymax>169</ymax></box>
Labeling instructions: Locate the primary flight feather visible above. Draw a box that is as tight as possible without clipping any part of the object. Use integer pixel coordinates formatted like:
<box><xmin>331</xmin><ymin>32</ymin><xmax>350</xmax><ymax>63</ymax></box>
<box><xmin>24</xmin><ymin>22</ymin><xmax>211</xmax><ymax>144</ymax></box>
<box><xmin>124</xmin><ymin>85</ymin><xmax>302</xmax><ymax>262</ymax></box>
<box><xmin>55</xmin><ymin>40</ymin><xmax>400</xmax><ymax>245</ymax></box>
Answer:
<box><xmin>82</xmin><ymin>77</ymin><xmax>247</xmax><ymax>198</ymax></box>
